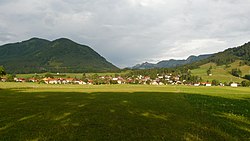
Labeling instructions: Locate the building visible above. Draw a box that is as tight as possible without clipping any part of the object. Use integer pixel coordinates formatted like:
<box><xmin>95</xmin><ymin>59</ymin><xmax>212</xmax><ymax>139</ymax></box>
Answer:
<box><xmin>205</xmin><ymin>83</ymin><xmax>212</xmax><ymax>87</ymax></box>
<box><xmin>231</xmin><ymin>83</ymin><xmax>238</xmax><ymax>87</ymax></box>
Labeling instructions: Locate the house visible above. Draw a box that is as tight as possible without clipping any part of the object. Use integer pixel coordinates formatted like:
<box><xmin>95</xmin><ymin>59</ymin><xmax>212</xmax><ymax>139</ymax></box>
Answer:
<box><xmin>42</xmin><ymin>77</ymin><xmax>59</xmax><ymax>84</ymax></box>
<box><xmin>158</xmin><ymin>76</ymin><xmax>164</xmax><ymax>79</ymax></box>
<box><xmin>205</xmin><ymin>83</ymin><xmax>212</xmax><ymax>87</ymax></box>
<box><xmin>14</xmin><ymin>78</ymin><xmax>26</xmax><ymax>82</ymax></box>
<box><xmin>29</xmin><ymin>78</ymin><xmax>38</xmax><ymax>82</ymax></box>
<box><xmin>88</xmin><ymin>80</ymin><xmax>93</xmax><ymax>85</ymax></box>
<box><xmin>112</xmin><ymin>78</ymin><xmax>118</xmax><ymax>81</ymax></box>
<box><xmin>0</xmin><ymin>77</ymin><xmax>7</xmax><ymax>82</ymax></box>
<box><xmin>48</xmin><ymin>78</ymin><xmax>59</xmax><ymax>84</ymax></box>
<box><xmin>194</xmin><ymin>83</ymin><xmax>200</xmax><ymax>86</ymax></box>
<box><xmin>159</xmin><ymin>82</ymin><xmax>164</xmax><ymax>85</ymax></box>
<box><xmin>117</xmin><ymin>77</ymin><xmax>125</xmax><ymax>84</ymax></box>
<box><xmin>79</xmin><ymin>81</ymin><xmax>87</xmax><ymax>85</ymax></box>
<box><xmin>219</xmin><ymin>83</ymin><xmax>225</xmax><ymax>86</ymax></box>
<box><xmin>173</xmin><ymin>77</ymin><xmax>180</xmax><ymax>81</ymax></box>
<box><xmin>151</xmin><ymin>80</ymin><xmax>158</xmax><ymax>85</ymax></box>
<box><xmin>231</xmin><ymin>83</ymin><xmax>238</xmax><ymax>87</ymax></box>
<box><xmin>66</xmin><ymin>78</ymin><xmax>75</xmax><ymax>83</ymax></box>
<box><xmin>42</xmin><ymin>78</ymin><xmax>50</xmax><ymax>84</ymax></box>
<box><xmin>61</xmin><ymin>79</ymin><xmax>67</xmax><ymax>84</ymax></box>
<box><xmin>74</xmin><ymin>80</ymin><xmax>87</xmax><ymax>85</ymax></box>
<box><xmin>138</xmin><ymin>75</ymin><xmax>143</xmax><ymax>79</ymax></box>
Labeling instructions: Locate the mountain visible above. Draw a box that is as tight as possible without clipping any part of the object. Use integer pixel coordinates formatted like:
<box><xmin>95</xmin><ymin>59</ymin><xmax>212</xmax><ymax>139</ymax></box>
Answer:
<box><xmin>186</xmin><ymin>41</ymin><xmax>250</xmax><ymax>69</ymax></box>
<box><xmin>0</xmin><ymin>38</ymin><xmax>119</xmax><ymax>73</ymax></box>
<box><xmin>132</xmin><ymin>54</ymin><xmax>211</xmax><ymax>69</ymax></box>
<box><xmin>132</xmin><ymin>62</ymin><xmax>156</xmax><ymax>69</ymax></box>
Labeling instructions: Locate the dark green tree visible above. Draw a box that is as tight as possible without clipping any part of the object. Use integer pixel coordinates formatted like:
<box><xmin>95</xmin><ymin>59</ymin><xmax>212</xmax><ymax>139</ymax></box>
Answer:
<box><xmin>207</xmin><ymin>66</ymin><xmax>212</xmax><ymax>75</ymax></box>
<box><xmin>241</xmin><ymin>80</ymin><xmax>250</xmax><ymax>87</ymax></box>
<box><xmin>231</xmin><ymin>68</ymin><xmax>242</xmax><ymax>77</ymax></box>
<box><xmin>0</xmin><ymin>66</ymin><xmax>6</xmax><ymax>76</ymax></box>
<box><xmin>45</xmin><ymin>73</ymin><xmax>54</xmax><ymax>78</ymax></box>
<box><xmin>212</xmin><ymin>79</ymin><xmax>220</xmax><ymax>86</ymax></box>
<box><xmin>207</xmin><ymin>69</ymin><xmax>212</xmax><ymax>76</ymax></box>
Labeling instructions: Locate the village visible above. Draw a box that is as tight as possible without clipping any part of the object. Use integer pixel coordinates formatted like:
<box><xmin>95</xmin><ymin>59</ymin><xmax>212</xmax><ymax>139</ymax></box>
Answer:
<box><xmin>0</xmin><ymin>73</ymin><xmax>240</xmax><ymax>87</ymax></box>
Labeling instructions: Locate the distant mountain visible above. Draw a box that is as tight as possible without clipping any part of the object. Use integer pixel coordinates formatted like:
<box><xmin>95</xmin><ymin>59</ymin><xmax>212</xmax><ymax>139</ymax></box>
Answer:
<box><xmin>132</xmin><ymin>62</ymin><xmax>156</xmax><ymax>69</ymax></box>
<box><xmin>132</xmin><ymin>54</ymin><xmax>211</xmax><ymax>69</ymax></box>
<box><xmin>0</xmin><ymin>38</ymin><xmax>119</xmax><ymax>73</ymax></box>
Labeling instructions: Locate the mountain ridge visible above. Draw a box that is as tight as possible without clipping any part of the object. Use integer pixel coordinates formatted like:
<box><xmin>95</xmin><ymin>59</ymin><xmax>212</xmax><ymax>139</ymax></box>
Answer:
<box><xmin>132</xmin><ymin>54</ymin><xmax>212</xmax><ymax>69</ymax></box>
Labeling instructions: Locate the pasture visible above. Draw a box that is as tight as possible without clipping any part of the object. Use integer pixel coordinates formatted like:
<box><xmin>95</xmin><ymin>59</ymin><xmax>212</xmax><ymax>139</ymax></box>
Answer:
<box><xmin>191</xmin><ymin>61</ymin><xmax>250</xmax><ymax>83</ymax></box>
<box><xmin>0</xmin><ymin>83</ymin><xmax>249</xmax><ymax>140</ymax></box>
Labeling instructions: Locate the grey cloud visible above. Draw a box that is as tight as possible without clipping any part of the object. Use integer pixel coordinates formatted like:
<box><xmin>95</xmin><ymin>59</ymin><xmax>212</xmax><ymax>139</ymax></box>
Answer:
<box><xmin>0</xmin><ymin>0</ymin><xmax>250</xmax><ymax>67</ymax></box>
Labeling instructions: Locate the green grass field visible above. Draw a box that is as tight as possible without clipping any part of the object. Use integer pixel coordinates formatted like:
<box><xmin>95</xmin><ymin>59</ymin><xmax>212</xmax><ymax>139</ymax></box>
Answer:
<box><xmin>191</xmin><ymin>61</ymin><xmax>250</xmax><ymax>83</ymax></box>
<box><xmin>0</xmin><ymin>83</ymin><xmax>250</xmax><ymax>140</ymax></box>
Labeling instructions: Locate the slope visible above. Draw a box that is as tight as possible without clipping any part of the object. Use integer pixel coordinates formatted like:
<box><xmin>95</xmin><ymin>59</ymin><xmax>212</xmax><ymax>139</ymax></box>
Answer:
<box><xmin>191</xmin><ymin>60</ymin><xmax>250</xmax><ymax>83</ymax></box>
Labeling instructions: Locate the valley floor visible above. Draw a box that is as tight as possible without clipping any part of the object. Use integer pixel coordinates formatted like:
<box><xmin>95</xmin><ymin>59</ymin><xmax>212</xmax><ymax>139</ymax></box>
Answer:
<box><xmin>0</xmin><ymin>82</ymin><xmax>249</xmax><ymax>140</ymax></box>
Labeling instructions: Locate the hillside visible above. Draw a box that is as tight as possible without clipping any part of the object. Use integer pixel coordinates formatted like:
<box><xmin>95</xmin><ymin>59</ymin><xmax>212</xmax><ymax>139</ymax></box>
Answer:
<box><xmin>132</xmin><ymin>54</ymin><xmax>211</xmax><ymax>69</ymax></box>
<box><xmin>187</xmin><ymin>41</ymin><xmax>250</xmax><ymax>69</ymax></box>
<box><xmin>190</xmin><ymin>60</ymin><xmax>250</xmax><ymax>83</ymax></box>
<box><xmin>0</xmin><ymin>38</ymin><xmax>119</xmax><ymax>73</ymax></box>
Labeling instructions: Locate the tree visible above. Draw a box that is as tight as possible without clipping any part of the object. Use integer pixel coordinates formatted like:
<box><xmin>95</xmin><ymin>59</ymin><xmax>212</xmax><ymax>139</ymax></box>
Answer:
<box><xmin>231</xmin><ymin>68</ymin><xmax>242</xmax><ymax>77</ymax></box>
<box><xmin>212</xmin><ymin>79</ymin><xmax>220</xmax><ymax>86</ymax></box>
<box><xmin>241</xmin><ymin>80</ymin><xmax>250</xmax><ymax>87</ymax></box>
<box><xmin>6</xmin><ymin>74</ymin><xmax>15</xmax><ymax>82</ymax></box>
<box><xmin>207</xmin><ymin>69</ymin><xmax>212</xmax><ymax>76</ymax></box>
<box><xmin>0</xmin><ymin>66</ymin><xmax>6</xmax><ymax>76</ymax></box>
<box><xmin>207</xmin><ymin>66</ymin><xmax>212</xmax><ymax>76</ymax></box>
<box><xmin>45</xmin><ymin>73</ymin><xmax>54</xmax><ymax>78</ymax></box>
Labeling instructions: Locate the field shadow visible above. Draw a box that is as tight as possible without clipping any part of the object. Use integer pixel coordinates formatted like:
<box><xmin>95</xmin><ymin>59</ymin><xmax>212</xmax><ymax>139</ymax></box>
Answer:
<box><xmin>0</xmin><ymin>88</ymin><xmax>249</xmax><ymax>141</ymax></box>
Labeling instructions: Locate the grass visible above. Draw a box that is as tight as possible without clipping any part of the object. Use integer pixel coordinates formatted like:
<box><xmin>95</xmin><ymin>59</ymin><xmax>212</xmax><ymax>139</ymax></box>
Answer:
<box><xmin>0</xmin><ymin>82</ymin><xmax>250</xmax><ymax>140</ymax></box>
<box><xmin>191</xmin><ymin>61</ymin><xmax>250</xmax><ymax>83</ymax></box>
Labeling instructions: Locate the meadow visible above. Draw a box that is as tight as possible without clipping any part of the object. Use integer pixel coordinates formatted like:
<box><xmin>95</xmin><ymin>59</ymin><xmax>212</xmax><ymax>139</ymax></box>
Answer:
<box><xmin>191</xmin><ymin>61</ymin><xmax>250</xmax><ymax>83</ymax></box>
<box><xmin>0</xmin><ymin>82</ymin><xmax>249</xmax><ymax>140</ymax></box>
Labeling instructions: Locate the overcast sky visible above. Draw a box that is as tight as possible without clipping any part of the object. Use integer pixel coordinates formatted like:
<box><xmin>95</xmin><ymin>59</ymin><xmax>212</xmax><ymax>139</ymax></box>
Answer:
<box><xmin>0</xmin><ymin>0</ymin><xmax>250</xmax><ymax>67</ymax></box>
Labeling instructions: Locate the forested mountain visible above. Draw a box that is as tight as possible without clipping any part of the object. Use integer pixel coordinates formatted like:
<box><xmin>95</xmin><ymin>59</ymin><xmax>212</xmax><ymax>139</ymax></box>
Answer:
<box><xmin>0</xmin><ymin>38</ymin><xmax>119</xmax><ymax>73</ymax></box>
<box><xmin>132</xmin><ymin>54</ymin><xmax>211</xmax><ymax>69</ymax></box>
<box><xmin>186</xmin><ymin>41</ymin><xmax>250</xmax><ymax>69</ymax></box>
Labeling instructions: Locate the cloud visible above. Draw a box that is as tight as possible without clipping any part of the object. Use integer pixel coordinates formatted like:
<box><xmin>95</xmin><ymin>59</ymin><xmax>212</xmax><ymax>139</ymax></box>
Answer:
<box><xmin>0</xmin><ymin>0</ymin><xmax>250</xmax><ymax>67</ymax></box>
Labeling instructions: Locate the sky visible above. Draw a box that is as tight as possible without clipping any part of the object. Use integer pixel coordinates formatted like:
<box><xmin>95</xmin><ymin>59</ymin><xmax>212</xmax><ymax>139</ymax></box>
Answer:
<box><xmin>0</xmin><ymin>0</ymin><xmax>250</xmax><ymax>68</ymax></box>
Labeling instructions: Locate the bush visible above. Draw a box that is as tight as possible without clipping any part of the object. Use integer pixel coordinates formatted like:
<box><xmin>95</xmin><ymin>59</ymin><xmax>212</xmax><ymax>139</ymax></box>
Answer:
<box><xmin>241</xmin><ymin>80</ymin><xmax>250</xmax><ymax>87</ymax></box>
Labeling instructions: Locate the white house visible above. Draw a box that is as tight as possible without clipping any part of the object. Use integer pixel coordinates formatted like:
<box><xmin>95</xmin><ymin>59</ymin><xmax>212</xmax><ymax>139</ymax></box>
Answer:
<box><xmin>205</xmin><ymin>83</ymin><xmax>212</xmax><ymax>87</ymax></box>
<box><xmin>48</xmin><ymin>79</ymin><xmax>59</xmax><ymax>84</ymax></box>
<box><xmin>231</xmin><ymin>83</ymin><xmax>238</xmax><ymax>87</ymax></box>
<box><xmin>112</xmin><ymin>78</ymin><xmax>118</xmax><ymax>81</ymax></box>
<box><xmin>194</xmin><ymin>83</ymin><xmax>200</xmax><ymax>86</ymax></box>
<box><xmin>158</xmin><ymin>76</ymin><xmax>164</xmax><ymax>79</ymax></box>
<box><xmin>151</xmin><ymin>81</ymin><xmax>158</xmax><ymax>85</ymax></box>
<box><xmin>159</xmin><ymin>82</ymin><xmax>164</xmax><ymax>85</ymax></box>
